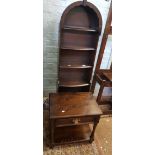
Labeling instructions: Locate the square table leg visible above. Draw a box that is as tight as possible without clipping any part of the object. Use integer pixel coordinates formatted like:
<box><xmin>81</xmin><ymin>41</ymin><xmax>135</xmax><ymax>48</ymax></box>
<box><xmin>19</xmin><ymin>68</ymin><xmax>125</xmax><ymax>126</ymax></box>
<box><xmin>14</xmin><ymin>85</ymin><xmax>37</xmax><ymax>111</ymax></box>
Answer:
<box><xmin>50</xmin><ymin>119</ymin><xmax>55</xmax><ymax>148</ymax></box>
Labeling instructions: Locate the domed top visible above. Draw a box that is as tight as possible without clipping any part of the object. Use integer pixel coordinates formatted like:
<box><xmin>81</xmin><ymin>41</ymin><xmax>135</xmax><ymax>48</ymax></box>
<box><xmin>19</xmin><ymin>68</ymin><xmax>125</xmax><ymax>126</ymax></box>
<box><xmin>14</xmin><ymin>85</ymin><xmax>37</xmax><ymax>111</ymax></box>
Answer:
<box><xmin>60</xmin><ymin>1</ymin><xmax>102</xmax><ymax>34</ymax></box>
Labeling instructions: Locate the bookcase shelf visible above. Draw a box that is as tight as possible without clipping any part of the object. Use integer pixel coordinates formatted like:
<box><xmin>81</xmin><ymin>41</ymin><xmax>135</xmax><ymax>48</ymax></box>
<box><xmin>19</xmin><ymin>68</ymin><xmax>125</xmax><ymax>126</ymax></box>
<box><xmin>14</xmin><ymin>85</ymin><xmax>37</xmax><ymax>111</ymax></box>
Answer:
<box><xmin>61</xmin><ymin>46</ymin><xmax>96</xmax><ymax>51</ymax></box>
<box><xmin>60</xmin><ymin>65</ymin><xmax>93</xmax><ymax>69</ymax></box>
<box><xmin>59</xmin><ymin>81</ymin><xmax>90</xmax><ymax>87</ymax></box>
<box><xmin>63</xmin><ymin>26</ymin><xmax>98</xmax><ymax>32</ymax></box>
<box><xmin>54</xmin><ymin>125</ymin><xmax>91</xmax><ymax>144</ymax></box>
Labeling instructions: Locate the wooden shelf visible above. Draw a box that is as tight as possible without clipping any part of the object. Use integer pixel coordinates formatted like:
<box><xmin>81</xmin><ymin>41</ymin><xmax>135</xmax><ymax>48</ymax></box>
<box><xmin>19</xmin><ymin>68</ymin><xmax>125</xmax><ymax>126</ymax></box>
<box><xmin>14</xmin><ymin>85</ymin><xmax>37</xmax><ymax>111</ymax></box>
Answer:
<box><xmin>61</xmin><ymin>46</ymin><xmax>96</xmax><ymax>51</ymax></box>
<box><xmin>60</xmin><ymin>65</ymin><xmax>93</xmax><ymax>69</ymax></box>
<box><xmin>54</xmin><ymin>125</ymin><xmax>91</xmax><ymax>144</ymax></box>
<box><xmin>59</xmin><ymin>81</ymin><xmax>90</xmax><ymax>87</ymax></box>
<box><xmin>63</xmin><ymin>26</ymin><xmax>97</xmax><ymax>32</ymax></box>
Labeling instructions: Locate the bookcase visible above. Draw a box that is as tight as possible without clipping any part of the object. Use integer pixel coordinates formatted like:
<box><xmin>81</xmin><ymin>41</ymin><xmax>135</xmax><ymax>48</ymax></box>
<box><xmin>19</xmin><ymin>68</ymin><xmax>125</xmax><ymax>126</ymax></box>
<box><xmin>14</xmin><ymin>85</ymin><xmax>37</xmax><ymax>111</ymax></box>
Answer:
<box><xmin>58</xmin><ymin>1</ymin><xmax>102</xmax><ymax>92</ymax></box>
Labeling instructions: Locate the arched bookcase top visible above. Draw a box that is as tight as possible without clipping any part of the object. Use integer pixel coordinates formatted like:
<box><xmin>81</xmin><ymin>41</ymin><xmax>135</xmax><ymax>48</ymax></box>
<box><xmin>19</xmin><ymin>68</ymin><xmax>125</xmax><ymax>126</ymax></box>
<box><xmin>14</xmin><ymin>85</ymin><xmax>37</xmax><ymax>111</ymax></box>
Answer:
<box><xmin>60</xmin><ymin>1</ymin><xmax>102</xmax><ymax>34</ymax></box>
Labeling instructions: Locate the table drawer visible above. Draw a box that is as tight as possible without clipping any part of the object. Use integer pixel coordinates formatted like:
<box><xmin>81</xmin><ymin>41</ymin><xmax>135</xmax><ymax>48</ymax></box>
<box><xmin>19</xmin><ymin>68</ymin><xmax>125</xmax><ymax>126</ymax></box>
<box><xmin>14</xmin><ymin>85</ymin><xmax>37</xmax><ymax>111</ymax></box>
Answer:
<box><xmin>55</xmin><ymin>116</ymin><xmax>94</xmax><ymax>127</ymax></box>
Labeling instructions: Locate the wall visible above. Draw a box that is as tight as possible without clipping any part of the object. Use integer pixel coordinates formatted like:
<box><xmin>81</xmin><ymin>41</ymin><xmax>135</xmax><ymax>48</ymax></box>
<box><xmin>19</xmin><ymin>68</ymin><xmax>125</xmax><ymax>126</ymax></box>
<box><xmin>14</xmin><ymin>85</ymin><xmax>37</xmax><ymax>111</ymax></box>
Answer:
<box><xmin>43</xmin><ymin>0</ymin><xmax>111</xmax><ymax>96</ymax></box>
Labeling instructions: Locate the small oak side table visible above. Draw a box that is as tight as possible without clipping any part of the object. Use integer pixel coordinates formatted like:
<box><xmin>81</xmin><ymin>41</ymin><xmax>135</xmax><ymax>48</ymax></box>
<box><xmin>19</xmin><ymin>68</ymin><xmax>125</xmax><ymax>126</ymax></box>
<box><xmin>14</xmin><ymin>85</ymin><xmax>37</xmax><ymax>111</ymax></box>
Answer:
<box><xmin>49</xmin><ymin>92</ymin><xmax>102</xmax><ymax>148</ymax></box>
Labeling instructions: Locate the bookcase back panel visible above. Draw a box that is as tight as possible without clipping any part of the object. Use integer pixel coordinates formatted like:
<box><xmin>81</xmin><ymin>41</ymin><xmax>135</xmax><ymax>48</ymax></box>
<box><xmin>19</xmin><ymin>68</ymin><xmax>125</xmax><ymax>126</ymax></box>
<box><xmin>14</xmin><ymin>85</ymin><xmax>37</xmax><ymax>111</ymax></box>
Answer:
<box><xmin>64</xmin><ymin>6</ymin><xmax>99</xmax><ymax>29</ymax></box>
<box><xmin>61</xmin><ymin>31</ymin><xmax>98</xmax><ymax>48</ymax></box>
<box><xmin>59</xmin><ymin>50</ymin><xmax>95</xmax><ymax>66</ymax></box>
<box><xmin>58</xmin><ymin>86</ymin><xmax>90</xmax><ymax>92</ymax></box>
<box><xmin>59</xmin><ymin>69</ymin><xmax>92</xmax><ymax>84</ymax></box>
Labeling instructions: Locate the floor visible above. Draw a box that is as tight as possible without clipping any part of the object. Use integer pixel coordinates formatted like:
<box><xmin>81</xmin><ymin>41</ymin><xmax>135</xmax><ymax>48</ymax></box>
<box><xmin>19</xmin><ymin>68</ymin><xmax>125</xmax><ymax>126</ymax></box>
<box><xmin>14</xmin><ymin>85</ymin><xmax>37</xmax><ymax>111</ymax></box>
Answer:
<box><xmin>94</xmin><ymin>116</ymin><xmax>112</xmax><ymax>155</ymax></box>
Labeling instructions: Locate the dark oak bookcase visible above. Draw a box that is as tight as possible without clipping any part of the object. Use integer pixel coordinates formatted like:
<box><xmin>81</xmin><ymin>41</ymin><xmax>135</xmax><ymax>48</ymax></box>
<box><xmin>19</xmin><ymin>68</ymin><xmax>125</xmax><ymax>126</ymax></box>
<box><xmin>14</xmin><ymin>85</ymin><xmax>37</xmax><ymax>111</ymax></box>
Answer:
<box><xmin>58</xmin><ymin>1</ymin><xmax>102</xmax><ymax>92</ymax></box>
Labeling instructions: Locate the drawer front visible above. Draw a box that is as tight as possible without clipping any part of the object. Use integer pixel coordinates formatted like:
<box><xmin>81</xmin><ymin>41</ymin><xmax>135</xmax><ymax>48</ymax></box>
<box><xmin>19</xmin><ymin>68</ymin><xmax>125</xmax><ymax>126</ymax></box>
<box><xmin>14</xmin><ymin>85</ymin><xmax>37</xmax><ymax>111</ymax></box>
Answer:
<box><xmin>55</xmin><ymin>116</ymin><xmax>94</xmax><ymax>127</ymax></box>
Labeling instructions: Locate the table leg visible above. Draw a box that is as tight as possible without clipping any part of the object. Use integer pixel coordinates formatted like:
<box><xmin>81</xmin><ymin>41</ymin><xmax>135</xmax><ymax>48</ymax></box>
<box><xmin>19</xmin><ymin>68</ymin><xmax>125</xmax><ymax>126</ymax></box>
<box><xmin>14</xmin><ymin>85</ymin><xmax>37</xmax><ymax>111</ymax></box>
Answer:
<box><xmin>89</xmin><ymin>116</ymin><xmax>100</xmax><ymax>143</ymax></box>
<box><xmin>50</xmin><ymin>119</ymin><xmax>55</xmax><ymax>148</ymax></box>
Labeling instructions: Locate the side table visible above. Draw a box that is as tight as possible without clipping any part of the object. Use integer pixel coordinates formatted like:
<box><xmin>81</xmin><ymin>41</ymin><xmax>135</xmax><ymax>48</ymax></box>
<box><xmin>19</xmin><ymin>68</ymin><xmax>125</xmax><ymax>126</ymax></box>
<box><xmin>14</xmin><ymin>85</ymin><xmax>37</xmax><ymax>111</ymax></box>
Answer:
<box><xmin>49</xmin><ymin>92</ymin><xmax>102</xmax><ymax>148</ymax></box>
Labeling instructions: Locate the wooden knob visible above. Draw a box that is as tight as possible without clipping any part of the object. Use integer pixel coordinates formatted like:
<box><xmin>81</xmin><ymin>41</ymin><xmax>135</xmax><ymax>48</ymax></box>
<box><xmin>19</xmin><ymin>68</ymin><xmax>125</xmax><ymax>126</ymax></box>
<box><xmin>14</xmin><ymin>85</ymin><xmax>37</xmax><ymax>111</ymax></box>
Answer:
<box><xmin>73</xmin><ymin>118</ymin><xmax>80</xmax><ymax>124</ymax></box>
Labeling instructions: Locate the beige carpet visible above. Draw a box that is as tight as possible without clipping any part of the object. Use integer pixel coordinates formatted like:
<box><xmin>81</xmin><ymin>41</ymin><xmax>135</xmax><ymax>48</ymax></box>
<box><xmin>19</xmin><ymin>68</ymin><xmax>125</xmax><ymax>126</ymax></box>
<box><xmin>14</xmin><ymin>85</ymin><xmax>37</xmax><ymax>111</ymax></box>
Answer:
<box><xmin>44</xmin><ymin>142</ymin><xmax>99</xmax><ymax>155</ymax></box>
<box><xmin>95</xmin><ymin>116</ymin><xmax>112</xmax><ymax>155</ymax></box>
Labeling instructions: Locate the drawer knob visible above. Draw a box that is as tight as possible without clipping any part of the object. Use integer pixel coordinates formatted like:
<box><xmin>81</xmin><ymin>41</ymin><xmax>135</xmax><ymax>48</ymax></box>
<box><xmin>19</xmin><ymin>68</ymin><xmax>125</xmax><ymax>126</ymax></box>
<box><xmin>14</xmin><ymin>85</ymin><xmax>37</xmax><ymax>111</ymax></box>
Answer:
<box><xmin>72</xmin><ymin>118</ymin><xmax>80</xmax><ymax>124</ymax></box>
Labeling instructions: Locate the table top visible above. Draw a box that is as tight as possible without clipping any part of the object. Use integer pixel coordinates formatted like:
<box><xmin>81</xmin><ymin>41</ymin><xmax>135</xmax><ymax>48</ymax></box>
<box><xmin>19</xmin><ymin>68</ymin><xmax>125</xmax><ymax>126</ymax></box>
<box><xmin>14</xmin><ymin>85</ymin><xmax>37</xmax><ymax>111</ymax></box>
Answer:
<box><xmin>49</xmin><ymin>92</ymin><xmax>102</xmax><ymax>119</ymax></box>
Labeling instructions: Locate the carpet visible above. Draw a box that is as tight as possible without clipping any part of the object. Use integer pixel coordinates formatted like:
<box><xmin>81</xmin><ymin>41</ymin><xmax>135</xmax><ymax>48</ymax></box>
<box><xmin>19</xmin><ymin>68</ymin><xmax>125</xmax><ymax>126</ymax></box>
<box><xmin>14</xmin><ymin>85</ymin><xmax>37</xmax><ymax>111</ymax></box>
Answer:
<box><xmin>44</xmin><ymin>143</ymin><xmax>99</xmax><ymax>155</ymax></box>
<box><xmin>95</xmin><ymin>116</ymin><xmax>112</xmax><ymax>155</ymax></box>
